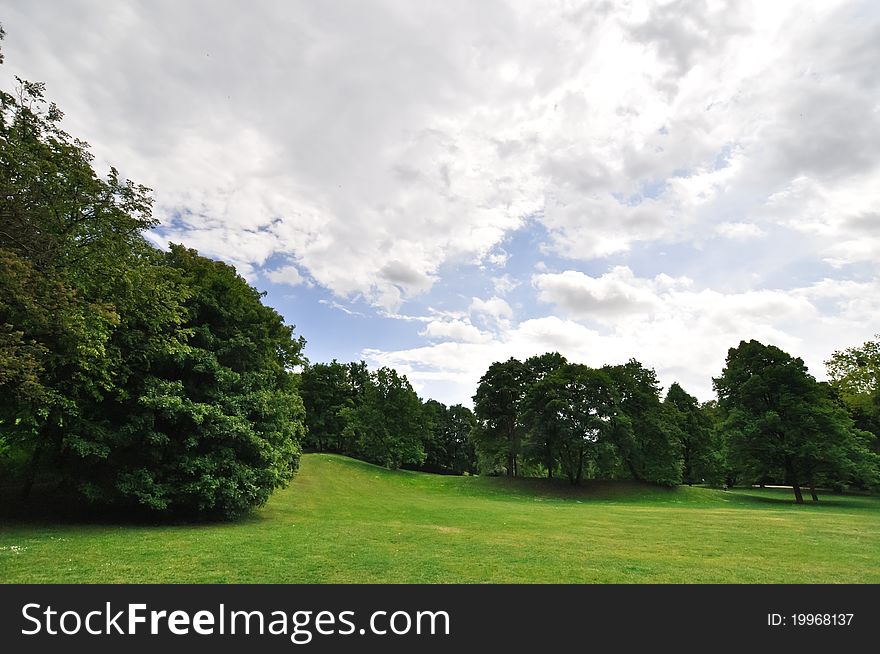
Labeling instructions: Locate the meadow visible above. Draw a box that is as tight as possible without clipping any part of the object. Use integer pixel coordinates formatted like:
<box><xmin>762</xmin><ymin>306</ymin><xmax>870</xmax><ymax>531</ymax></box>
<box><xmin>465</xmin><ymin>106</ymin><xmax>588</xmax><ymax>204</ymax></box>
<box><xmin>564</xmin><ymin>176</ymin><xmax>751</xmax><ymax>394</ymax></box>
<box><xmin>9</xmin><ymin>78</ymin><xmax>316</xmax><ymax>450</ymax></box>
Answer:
<box><xmin>1</xmin><ymin>453</ymin><xmax>878</xmax><ymax>583</ymax></box>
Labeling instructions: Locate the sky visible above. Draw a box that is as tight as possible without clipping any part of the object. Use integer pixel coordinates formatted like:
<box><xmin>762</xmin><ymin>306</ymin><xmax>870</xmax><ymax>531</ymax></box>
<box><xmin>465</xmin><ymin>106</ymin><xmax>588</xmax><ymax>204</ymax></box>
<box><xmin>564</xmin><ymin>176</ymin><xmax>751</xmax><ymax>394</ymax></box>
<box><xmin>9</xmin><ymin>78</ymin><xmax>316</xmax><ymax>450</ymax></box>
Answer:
<box><xmin>2</xmin><ymin>0</ymin><xmax>879</xmax><ymax>406</ymax></box>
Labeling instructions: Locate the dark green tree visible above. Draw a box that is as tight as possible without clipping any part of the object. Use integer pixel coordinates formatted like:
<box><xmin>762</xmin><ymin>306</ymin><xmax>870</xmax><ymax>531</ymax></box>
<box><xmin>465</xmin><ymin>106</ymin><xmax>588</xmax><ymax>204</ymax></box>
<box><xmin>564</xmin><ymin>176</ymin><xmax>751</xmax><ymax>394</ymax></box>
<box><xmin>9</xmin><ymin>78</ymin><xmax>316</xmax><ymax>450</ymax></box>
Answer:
<box><xmin>521</xmin><ymin>352</ymin><xmax>567</xmax><ymax>478</ymax></box>
<box><xmin>0</xmin><ymin>39</ymin><xmax>307</xmax><ymax>518</ymax></box>
<box><xmin>69</xmin><ymin>245</ymin><xmax>307</xmax><ymax>519</ymax></box>
<box><xmin>300</xmin><ymin>360</ymin><xmax>351</xmax><ymax>452</ymax></box>
<box><xmin>340</xmin><ymin>367</ymin><xmax>426</xmax><ymax>469</ymax></box>
<box><xmin>663</xmin><ymin>382</ymin><xmax>723</xmax><ymax>485</ymax></box>
<box><xmin>604</xmin><ymin>359</ymin><xmax>681</xmax><ymax>486</ymax></box>
<box><xmin>472</xmin><ymin>357</ymin><xmax>528</xmax><ymax>476</ymax></box>
<box><xmin>826</xmin><ymin>335</ymin><xmax>880</xmax><ymax>453</ymax></box>
<box><xmin>0</xmin><ymin>53</ymin><xmax>156</xmax><ymax>498</ymax></box>
<box><xmin>714</xmin><ymin>340</ymin><xmax>877</xmax><ymax>503</ymax></box>
<box><xmin>525</xmin><ymin>363</ymin><xmax>619</xmax><ymax>484</ymax></box>
<box><xmin>421</xmin><ymin>400</ymin><xmax>478</xmax><ymax>474</ymax></box>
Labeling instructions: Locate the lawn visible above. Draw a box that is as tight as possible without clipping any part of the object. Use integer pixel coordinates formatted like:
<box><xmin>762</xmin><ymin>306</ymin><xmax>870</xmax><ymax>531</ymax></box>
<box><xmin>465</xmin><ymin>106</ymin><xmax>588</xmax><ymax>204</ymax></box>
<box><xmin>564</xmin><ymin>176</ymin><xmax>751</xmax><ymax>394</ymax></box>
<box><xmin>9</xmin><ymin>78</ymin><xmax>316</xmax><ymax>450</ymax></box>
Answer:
<box><xmin>1</xmin><ymin>453</ymin><xmax>878</xmax><ymax>583</ymax></box>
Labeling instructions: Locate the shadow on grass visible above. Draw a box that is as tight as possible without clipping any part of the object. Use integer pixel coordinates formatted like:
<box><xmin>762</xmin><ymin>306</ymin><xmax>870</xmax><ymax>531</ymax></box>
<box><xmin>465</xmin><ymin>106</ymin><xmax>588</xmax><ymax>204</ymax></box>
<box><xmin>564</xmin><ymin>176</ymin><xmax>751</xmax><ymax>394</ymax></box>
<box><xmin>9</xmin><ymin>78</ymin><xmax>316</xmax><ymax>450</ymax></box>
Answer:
<box><xmin>722</xmin><ymin>488</ymin><xmax>874</xmax><ymax>510</ymax></box>
<box><xmin>0</xmin><ymin>481</ymin><xmax>267</xmax><ymax>529</ymax></box>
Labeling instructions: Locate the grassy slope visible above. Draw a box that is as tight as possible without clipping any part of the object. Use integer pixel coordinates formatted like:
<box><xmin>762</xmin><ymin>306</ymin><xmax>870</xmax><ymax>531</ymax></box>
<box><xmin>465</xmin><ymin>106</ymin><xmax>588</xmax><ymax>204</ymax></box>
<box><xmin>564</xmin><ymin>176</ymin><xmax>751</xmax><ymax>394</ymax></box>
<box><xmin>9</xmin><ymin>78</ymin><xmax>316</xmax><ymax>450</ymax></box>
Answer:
<box><xmin>2</xmin><ymin>453</ymin><xmax>878</xmax><ymax>583</ymax></box>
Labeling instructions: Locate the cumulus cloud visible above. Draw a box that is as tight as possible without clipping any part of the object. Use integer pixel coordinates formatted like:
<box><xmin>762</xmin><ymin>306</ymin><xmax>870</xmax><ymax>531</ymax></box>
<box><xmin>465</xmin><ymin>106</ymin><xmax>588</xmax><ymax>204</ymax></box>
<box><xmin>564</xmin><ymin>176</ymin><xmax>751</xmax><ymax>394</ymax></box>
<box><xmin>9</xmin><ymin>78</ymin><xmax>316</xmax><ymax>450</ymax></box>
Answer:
<box><xmin>7</xmin><ymin>0</ymin><xmax>876</xmax><ymax>310</ymax></box>
<box><xmin>369</xmin><ymin>269</ymin><xmax>878</xmax><ymax>405</ymax></box>
<box><xmin>420</xmin><ymin>319</ymin><xmax>492</xmax><ymax>344</ymax></box>
<box><xmin>469</xmin><ymin>295</ymin><xmax>513</xmax><ymax>327</ymax></box>
<box><xmin>265</xmin><ymin>264</ymin><xmax>307</xmax><ymax>287</ymax></box>
<box><xmin>5</xmin><ymin>0</ymin><xmax>879</xmax><ymax>405</ymax></box>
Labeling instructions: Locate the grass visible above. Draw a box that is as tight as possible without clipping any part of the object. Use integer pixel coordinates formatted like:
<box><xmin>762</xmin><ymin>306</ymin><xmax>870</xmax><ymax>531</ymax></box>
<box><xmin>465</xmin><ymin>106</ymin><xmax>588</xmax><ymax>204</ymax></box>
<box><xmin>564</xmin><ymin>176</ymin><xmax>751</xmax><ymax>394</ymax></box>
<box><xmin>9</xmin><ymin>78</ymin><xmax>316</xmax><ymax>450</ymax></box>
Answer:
<box><xmin>1</xmin><ymin>453</ymin><xmax>879</xmax><ymax>583</ymax></box>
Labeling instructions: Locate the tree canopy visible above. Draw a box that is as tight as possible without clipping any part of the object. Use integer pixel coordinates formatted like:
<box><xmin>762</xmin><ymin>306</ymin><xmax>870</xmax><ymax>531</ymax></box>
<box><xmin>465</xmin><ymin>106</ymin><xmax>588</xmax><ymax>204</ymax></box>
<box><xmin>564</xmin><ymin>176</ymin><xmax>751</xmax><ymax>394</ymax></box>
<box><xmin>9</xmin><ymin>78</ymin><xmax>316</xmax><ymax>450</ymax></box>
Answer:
<box><xmin>714</xmin><ymin>340</ymin><xmax>877</xmax><ymax>503</ymax></box>
<box><xmin>0</xmin><ymin>42</ymin><xmax>306</xmax><ymax>519</ymax></box>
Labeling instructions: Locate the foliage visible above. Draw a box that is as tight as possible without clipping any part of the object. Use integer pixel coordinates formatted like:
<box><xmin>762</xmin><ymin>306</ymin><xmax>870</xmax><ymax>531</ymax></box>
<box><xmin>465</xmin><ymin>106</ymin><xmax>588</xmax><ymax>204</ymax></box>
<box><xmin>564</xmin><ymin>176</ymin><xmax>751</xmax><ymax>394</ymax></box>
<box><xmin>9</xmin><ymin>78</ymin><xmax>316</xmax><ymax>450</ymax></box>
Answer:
<box><xmin>714</xmin><ymin>340</ymin><xmax>878</xmax><ymax>503</ymax></box>
<box><xmin>340</xmin><ymin>367</ymin><xmax>426</xmax><ymax>469</ymax></box>
<box><xmin>472</xmin><ymin>357</ymin><xmax>528</xmax><ymax>476</ymax></box>
<box><xmin>663</xmin><ymin>382</ymin><xmax>724</xmax><ymax>485</ymax></box>
<box><xmin>421</xmin><ymin>400</ymin><xmax>478</xmax><ymax>474</ymax></box>
<box><xmin>603</xmin><ymin>360</ymin><xmax>682</xmax><ymax>486</ymax></box>
<box><xmin>0</xmin><ymin>39</ymin><xmax>306</xmax><ymax>519</ymax></box>
<box><xmin>826</xmin><ymin>335</ymin><xmax>880</xmax><ymax>451</ymax></box>
<box><xmin>299</xmin><ymin>360</ymin><xmax>352</xmax><ymax>452</ymax></box>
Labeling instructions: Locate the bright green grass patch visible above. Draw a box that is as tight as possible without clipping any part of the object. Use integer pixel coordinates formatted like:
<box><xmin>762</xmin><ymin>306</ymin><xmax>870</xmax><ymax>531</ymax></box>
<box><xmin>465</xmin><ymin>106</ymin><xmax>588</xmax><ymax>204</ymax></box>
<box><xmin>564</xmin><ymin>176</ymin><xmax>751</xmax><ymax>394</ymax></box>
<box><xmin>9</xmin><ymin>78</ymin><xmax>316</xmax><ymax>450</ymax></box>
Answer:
<box><xmin>2</xmin><ymin>453</ymin><xmax>878</xmax><ymax>583</ymax></box>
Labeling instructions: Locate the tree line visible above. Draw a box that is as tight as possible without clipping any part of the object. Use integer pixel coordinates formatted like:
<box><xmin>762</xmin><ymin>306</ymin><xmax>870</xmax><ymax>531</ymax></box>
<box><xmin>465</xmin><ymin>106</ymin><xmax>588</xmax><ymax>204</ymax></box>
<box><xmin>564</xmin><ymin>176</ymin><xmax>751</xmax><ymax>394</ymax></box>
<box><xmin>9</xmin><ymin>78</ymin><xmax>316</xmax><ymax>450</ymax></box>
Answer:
<box><xmin>469</xmin><ymin>341</ymin><xmax>879</xmax><ymax>503</ymax></box>
<box><xmin>299</xmin><ymin>360</ymin><xmax>477</xmax><ymax>475</ymax></box>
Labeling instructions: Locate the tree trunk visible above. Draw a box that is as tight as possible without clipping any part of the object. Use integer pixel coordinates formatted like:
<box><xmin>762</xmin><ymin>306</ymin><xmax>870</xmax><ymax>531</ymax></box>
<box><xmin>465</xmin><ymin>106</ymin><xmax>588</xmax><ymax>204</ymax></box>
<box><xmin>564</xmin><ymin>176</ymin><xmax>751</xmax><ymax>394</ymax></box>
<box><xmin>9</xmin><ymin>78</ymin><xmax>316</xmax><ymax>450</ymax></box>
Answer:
<box><xmin>574</xmin><ymin>448</ymin><xmax>584</xmax><ymax>485</ymax></box>
<box><xmin>809</xmin><ymin>482</ymin><xmax>819</xmax><ymax>502</ymax></box>
<box><xmin>547</xmin><ymin>447</ymin><xmax>553</xmax><ymax>479</ymax></box>
<box><xmin>792</xmin><ymin>481</ymin><xmax>804</xmax><ymax>504</ymax></box>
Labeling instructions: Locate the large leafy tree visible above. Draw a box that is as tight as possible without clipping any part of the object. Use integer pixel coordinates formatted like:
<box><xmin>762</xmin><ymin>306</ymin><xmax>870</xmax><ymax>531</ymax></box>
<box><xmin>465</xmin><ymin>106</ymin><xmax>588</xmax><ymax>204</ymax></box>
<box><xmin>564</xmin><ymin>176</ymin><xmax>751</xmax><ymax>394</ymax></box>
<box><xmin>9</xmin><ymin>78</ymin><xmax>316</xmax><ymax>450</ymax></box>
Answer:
<box><xmin>300</xmin><ymin>360</ymin><xmax>352</xmax><ymax>452</ymax></box>
<box><xmin>604</xmin><ymin>359</ymin><xmax>681</xmax><ymax>486</ymax></box>
<box><xmin>526</xmin><ymin>364</ymin><xmax>619</xmax><ymax>484</ymax></box>
<box><xmin>340</xmin><ymin>367</ymin><xmax>426</xmax><ymax>469</ymax></box>
<box><xmin>826</xmin><ymin>335</ymin><xmax>880</xmax><ymax>452</ymax></box>
<box><xmin>0</xmin><ymin>36</ymin><xmax>307</xmax><ymax>518</ymax></box>
<box><xmin>422</xmin><ymin>400</ymin><xmax>478</xmax><ymax>474</ymax></box>
<box><xmin>472</xmin><ymin>357</ymin><xmax>528</xmax><ymax>476</ymax></box>
<box><xmin>0</xmin><ymin>51</ymin><xmax>156</xmax><ymax>497</ymax></box>
<box><xmin>714</xmin><ymin>340</ymin><xmax>877</xmax><ymax>503</ymax></box>
<box><xmin>663</xmin><ymin>382</ymin><xmax>723</xmax><ymax>485</ymax></box>
<box><xmin>94</xmin><ymin>245</ymin><xmax>307</xmax><ymax>519</ymax></box>
<box><xmin>521</xmin><ymin>352</ymin><xmax>567</xmax><ymax>478</ymax></box>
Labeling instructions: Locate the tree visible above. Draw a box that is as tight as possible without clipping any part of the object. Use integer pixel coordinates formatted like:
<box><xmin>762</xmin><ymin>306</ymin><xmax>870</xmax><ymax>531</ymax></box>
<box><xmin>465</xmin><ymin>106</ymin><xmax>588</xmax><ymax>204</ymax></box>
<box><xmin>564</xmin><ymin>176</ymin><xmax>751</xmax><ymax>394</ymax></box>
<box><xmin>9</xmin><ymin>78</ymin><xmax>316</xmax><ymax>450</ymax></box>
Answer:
<box><xmin>300</xmin><ymin>360</ymin><xmax>351</xmax><ymax>452</ymax></box>
<box><xmin>525</xmin><ymin>364</ymin><xmax>619</xmax><ymax>484</ymax></box>
<box><xmin>0</xmin><ymin>51</ymin><xmax>156</xmax><ymax>499</ymax></box>
<box><xmin>340</xmin><ymin>367</ymin><xmax>426</xmax><ymax>469</ymax></box>
<box><xmin>604</xmin><ymin>360</ymin><xmax>681</xmax><ymax>486</ymax></box>
<box><xmin>521</xmin><ymin>352</ymin><xmax>567</xmax><ymax>478</ymax></box>
<box><xmin>472</xmin><ymin>358</ymin><xmax>528</xmax><ymax>476</ymax></box>
<box><xmin>422</xmin><ymin>400</ymin><xmax>478</xmax><ymax>474</ymax></box>
<box><xmin>663</xmin><ymin>382</ymin><xmax>723</xmax><ymax>485</ymax></box>
<box><xmin>714</xmin><ymin>340</ymin><xmax>877</xmax><ymax>503</ymax></box>
<box><xmin>69</xmin><ymin>245</ymin><xmax>307</xmax><ymax>519</ymax></box>
<box><xmin>826</xmin><ymin>335</ymin><xmax>880</xmax><ymax>452</ymax></box>
<box><xmin>0</xmin><ymin>38</ymin><xmax>307</xmax><ymax>518</ymax></box>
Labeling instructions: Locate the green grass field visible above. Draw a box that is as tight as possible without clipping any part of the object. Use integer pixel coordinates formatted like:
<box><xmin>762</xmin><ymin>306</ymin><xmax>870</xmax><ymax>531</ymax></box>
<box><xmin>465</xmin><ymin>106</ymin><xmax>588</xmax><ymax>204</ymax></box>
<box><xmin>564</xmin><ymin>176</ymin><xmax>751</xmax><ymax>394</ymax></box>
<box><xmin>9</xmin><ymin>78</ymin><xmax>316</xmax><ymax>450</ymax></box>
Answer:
<box><xmin>2</xmin><ymin>453</ymin><xmax>878</xmax><ymax>583</ymax></box>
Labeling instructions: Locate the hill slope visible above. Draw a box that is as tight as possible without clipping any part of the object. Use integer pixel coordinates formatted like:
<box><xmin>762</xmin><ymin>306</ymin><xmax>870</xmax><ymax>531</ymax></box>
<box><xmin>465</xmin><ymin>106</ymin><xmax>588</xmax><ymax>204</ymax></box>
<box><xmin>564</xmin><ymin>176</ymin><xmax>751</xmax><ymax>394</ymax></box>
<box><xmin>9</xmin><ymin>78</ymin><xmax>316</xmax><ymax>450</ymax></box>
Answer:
<box><xmin>2</xmin><ymin>453</ymin><xmax>878</xmax><ymax>583</ymax></box>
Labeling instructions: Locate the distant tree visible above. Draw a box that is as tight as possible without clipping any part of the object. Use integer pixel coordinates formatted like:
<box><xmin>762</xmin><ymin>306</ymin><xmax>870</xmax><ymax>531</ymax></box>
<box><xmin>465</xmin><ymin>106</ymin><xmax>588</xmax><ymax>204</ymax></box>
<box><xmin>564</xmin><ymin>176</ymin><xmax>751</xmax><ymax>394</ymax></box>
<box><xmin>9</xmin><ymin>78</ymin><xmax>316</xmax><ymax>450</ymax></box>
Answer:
<box><xmin>663</xmin><ymin>383</ymin><xmax>724</xmax><ymax>485</ymax></box>
<box><xmin>340</xmin><ymin>367</ymin><xmax>426</xmax><ymax>469</ymax></box>
<box><xmin>714</xmin><ymin>340</ymin><xmax>877</xmax><ymax>503</ymax></box>
<box><xmin>300</xmin><ymin>360</ymin><xmax>351</xmax><ymax>452</ymax></box>
<box><xmin>472</xmin><ymin>358</ymin><xmax>528</xmax><ymax>476</ymax></box>
<box><xmin>527</xmin><ymin>364</ymin><xmax>619</xmax><ymax>484</ymax></box>
<box><xmin>521</xmin><ymin>352</ymin><xmax>567</xmax><ymax>478</ymax></box>
<box><xmin>604</xmin><ymin>360</ymin><xmax>682</xmax><ymax>486</ymax></box>
<box><xmin>826</xmin><ymin>335</ymin><xmax>880</xmax><ymax>452</ymax></box>
<box><xmin>422</xmin><ymin>400</ymin><xmax>478</xmax><ymax>474</ymax></box>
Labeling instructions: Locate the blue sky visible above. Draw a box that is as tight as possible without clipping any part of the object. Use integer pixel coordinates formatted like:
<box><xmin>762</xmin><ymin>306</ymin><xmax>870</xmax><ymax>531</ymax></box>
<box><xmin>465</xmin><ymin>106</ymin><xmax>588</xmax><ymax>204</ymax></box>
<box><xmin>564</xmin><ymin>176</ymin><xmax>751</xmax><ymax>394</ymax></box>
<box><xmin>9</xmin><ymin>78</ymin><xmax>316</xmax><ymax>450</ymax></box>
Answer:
<box><xmin>2</xmin><ymin>0</ymin><xmax>879</xmax><ymax>405</ymax></box>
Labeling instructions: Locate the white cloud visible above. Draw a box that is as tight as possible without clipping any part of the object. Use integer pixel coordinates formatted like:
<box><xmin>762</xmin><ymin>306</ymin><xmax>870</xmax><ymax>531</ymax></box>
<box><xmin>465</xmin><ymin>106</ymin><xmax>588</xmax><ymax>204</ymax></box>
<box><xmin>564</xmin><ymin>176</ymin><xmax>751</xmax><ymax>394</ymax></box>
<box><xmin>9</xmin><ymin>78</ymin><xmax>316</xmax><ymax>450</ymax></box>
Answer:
<box><xmin>469</xmin><ymin>295</ymin><xmax>513</xmax><ymax>327</ymax></box>
<box><xmin>265</xmin><ymin>264</ymin><xmax>307</xmax><ymax>287</ymax></box>
<box><xmin>8</xmin><ymin>0</ymin><xmax>876</xmax><ymax>311</ymax></box>
<box><xmin>369</xmin><ymin>269</ymin><xmax>878</xmax><ymax>405</ymax></box>
<box><xmin>420</xmin><ymin>319</ymin><xmax>492</xmax><ymax>344</ymax></box>
<box><xmin>492</xmin><ymin>274</ymin><xmax>519</xmax><ymax>295</ymax></box>
<box><xmin>5</xmin><ymin>0</ymin><xmax>879</xmax><ymax>406</ymax></box>
<box><xmin>715</xmin><ymin>222</ymin><xmax>766</xmax><ymax>240</ymax></box>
